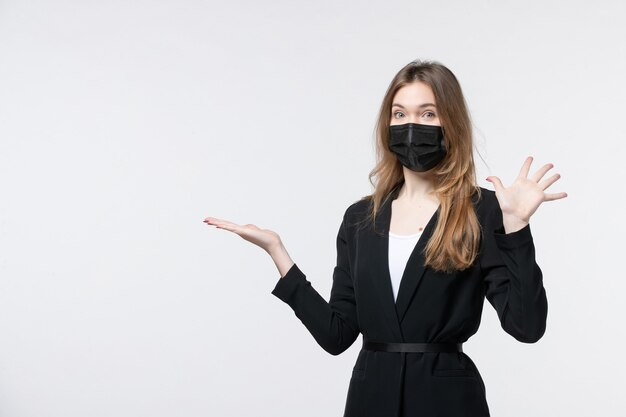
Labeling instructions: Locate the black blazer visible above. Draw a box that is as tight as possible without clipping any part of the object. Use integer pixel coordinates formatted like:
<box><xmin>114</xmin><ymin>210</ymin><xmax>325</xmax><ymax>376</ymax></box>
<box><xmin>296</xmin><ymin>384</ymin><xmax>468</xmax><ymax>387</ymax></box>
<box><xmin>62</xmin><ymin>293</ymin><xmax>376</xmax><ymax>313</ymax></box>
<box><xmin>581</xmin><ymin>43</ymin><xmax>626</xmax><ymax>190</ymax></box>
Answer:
<box><xmin>271</xmin><ymin>185</ymin><xmax>548</xmax><ymax>417</ymax></box>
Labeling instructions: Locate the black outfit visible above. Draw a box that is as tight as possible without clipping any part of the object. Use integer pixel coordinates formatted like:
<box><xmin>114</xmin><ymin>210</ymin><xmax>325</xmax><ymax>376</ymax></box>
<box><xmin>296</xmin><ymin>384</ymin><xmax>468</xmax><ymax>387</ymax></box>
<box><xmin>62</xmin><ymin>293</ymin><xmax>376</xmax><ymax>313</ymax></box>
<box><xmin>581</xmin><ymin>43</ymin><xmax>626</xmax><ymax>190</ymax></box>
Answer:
<box><xmin>271</xmin><ymin>185</ymin><xmax>548</xmax><ymax>417</ymax></box>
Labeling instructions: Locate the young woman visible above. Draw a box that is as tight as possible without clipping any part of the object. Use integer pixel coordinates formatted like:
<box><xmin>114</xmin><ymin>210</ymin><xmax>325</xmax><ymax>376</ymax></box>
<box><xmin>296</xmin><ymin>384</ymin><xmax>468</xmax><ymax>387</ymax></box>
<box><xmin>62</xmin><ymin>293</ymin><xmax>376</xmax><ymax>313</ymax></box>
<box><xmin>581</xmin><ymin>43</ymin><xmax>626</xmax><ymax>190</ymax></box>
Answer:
<box><xmin>204</xmin><ymin>60</ymin><xmax>566</xmax><ymax>417</ymax></box>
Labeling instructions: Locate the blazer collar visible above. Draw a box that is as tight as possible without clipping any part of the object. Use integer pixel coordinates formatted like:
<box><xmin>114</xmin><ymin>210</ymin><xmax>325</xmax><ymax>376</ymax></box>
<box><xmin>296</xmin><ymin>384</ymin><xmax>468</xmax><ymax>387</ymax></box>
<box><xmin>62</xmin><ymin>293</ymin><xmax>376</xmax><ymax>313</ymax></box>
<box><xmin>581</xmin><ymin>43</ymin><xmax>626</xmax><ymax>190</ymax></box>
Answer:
<box><xmin>369</xmin><ymin>182</ymin><xmax>441</xmax><ymax>341</ymax></box>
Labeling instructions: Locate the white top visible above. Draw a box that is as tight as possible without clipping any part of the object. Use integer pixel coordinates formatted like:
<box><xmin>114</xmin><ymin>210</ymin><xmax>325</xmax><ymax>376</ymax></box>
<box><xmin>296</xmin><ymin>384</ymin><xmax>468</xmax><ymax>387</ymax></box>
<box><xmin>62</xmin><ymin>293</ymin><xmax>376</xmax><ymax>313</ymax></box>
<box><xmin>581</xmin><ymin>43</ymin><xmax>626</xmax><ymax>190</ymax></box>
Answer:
<box><xmin>388</xmin><ymin>230</ymin><xmax>423</xmax><ymax>303</ymax></box>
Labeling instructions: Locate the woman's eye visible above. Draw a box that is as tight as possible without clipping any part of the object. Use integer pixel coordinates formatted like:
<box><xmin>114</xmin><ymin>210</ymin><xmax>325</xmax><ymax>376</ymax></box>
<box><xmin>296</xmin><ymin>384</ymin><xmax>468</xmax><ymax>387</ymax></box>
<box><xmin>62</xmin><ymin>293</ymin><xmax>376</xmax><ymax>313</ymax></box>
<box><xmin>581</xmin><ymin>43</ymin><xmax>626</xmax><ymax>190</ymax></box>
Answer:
<box><xmin>424</xmin><ymin>111</ymin><xmax>436</xmax><ymax>118</ymax></box>
<box><xmin>394</xmin><ymin>111</ymin><xmax>404</xmax><ymax>118</ymax></box>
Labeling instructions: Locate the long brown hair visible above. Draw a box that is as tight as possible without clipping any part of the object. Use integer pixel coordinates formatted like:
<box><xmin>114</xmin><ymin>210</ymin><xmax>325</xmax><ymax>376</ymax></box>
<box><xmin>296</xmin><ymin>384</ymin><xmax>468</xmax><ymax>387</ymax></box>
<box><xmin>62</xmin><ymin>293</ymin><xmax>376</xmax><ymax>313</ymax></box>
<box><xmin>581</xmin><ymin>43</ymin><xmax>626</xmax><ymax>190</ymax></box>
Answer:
<box><xmin>357</xmin><ymin>59</ymin><xmax>483</xmax><ymax>273</ymax></box>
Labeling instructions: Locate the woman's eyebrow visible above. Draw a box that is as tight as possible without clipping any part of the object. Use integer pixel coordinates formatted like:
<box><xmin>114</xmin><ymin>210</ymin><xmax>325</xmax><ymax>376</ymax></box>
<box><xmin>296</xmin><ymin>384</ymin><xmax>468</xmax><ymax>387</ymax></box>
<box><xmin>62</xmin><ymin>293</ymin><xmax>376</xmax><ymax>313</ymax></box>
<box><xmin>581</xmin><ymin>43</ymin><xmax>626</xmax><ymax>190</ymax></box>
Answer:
<box><xmin>392</xmin><ymin>102</ymin><xmax>437</xmax><ymax>109</ymax></box>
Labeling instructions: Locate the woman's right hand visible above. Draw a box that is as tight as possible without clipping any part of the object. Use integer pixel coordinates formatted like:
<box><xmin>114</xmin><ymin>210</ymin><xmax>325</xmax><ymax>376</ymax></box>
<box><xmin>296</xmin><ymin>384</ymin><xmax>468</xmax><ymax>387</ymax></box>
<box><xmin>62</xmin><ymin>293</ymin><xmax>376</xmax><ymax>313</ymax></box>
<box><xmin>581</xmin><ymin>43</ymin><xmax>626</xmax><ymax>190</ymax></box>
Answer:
<box><xmin>203</xmin><ymin>216</ymin><xmax>282</xmax><ymax>254</ymax></box>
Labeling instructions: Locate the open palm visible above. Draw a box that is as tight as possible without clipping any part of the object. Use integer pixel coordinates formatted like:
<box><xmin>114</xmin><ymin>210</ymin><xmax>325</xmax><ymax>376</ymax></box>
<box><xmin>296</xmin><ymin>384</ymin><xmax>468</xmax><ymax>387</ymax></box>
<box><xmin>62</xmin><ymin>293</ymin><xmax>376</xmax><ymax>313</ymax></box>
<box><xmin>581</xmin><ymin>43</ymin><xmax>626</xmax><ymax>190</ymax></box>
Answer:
<box><xmin>203</xmin><ymin>216</ymin><xmax>281</xmax><ymax>254</ymax></box>
<box><xmin>486</xmin><ymin>156</ymin><xmax>567</xmax><ymax>223</ymax></box>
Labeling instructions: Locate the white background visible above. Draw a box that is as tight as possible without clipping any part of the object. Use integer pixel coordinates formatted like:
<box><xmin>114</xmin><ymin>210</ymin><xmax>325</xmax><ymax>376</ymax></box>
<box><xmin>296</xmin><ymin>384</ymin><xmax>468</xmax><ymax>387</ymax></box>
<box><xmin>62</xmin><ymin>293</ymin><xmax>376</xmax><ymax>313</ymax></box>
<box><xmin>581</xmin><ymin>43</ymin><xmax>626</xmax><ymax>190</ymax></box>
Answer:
<box><xmin>1</xmin><ymin>0</ymin><xmax>624</xmax><ymax>416</ymax></box>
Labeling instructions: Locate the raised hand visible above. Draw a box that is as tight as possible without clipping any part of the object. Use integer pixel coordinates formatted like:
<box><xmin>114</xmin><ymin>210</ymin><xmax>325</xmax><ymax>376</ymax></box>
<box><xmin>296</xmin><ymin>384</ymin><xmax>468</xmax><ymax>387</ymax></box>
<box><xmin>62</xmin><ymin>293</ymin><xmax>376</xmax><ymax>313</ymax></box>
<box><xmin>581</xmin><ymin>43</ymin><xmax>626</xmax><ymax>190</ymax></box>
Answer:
<box><xmin>203</xmin><ymin>216</ymin><xmax>282</xmax><ymax>254</ymax></box>
<box><xmin>486</xmin><ymin>156</ymin><xmax>567</xmax><ymax>232</ymax></box>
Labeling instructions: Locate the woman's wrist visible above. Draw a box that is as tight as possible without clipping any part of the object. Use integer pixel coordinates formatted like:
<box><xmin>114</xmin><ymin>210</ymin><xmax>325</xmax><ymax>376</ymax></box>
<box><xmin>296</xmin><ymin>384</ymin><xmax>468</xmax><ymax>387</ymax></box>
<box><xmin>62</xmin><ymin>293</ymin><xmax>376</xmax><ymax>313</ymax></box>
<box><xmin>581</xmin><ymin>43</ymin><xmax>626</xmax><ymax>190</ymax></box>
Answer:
<box><xmin>268</xmin><ymin>240</ymin><xmax>295</xmax><ymax>278</ymax></box>
<box><xmin>502</xmin><ymin>214</ymin><xmax>529</xmax><ymax>234</ymax></box>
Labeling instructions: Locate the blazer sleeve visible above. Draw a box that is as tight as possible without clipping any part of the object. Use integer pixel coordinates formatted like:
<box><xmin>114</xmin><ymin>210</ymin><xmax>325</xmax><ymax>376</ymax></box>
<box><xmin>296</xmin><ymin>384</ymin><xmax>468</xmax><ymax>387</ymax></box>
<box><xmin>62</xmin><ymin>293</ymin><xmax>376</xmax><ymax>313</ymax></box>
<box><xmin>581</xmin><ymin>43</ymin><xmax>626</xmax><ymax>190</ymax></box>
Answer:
<box><xmin>270</xmin><ymin>210</ymin><xmax>360</xmax><ymax>356</ymax></box>
<box><xmin>480</xmin><ymin>196</ymin><xmax>548</xmax><ymax>343</ymax></box>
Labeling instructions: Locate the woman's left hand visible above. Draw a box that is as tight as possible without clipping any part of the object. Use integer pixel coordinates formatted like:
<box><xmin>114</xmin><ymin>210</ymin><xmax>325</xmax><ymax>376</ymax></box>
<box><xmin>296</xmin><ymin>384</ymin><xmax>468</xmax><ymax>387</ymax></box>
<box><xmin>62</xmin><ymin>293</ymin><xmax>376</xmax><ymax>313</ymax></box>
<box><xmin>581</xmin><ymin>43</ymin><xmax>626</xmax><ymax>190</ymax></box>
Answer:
<box><xmin>486</xmin><ymin>156</ymin><xmax>568</xmax><ymax>233</ymax></box>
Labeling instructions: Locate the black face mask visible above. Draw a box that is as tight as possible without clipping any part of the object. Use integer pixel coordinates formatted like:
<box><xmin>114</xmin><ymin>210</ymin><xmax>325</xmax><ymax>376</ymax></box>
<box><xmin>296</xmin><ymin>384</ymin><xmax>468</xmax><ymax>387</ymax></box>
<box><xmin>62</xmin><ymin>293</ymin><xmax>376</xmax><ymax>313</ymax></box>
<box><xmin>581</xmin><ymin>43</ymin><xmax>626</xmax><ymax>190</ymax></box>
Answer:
<box><xmin>388</xmin><ymin>122</ymin><xmax>447</xmax><ymax>172</ymax></box>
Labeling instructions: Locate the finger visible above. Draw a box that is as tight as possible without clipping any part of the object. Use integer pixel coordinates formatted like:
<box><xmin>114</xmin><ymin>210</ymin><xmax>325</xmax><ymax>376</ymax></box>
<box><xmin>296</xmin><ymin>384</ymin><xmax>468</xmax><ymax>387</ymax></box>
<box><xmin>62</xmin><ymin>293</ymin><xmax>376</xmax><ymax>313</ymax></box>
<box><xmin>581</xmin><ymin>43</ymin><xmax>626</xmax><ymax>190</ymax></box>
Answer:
<box><xmin>486</xmin><ymin>176</ymin><xmax>505</xmax><ymax>193</ymax></box>
<box><xmin>531</xmin><ymin>162</ymin><xmax>555</xmax><ymax>183</ymax></box>
<box><xmin>543</xmin><ymin>192</ymin><xmax>568</xmax><ymax>201</ymax></box>
<box><xmin>212</xmin><ymin>222</ymin><xmax>245</xmax><ymax>234</ymax></box>
<box><xmin>204</xmin><ymin>219</ymin><xmax>235</xmax><ymax>231</ymax></box>
<box><xmin>205</xmin><ymin>216</ymin><xmax>230</xmax><ymax>223</ymax></box>
<box><xmin>204</xmin><ymin>217</ymin><xmax>239</xmax><ymax>227</ymax></box>
<box><xmin>538</xmin><ymin>172</ymin><xmax>561</xmax><ymax>191</ymax></box>
<box><xmin>517</xmin><ymin>156</ymin><xmax>533</xmax><ymax>179</ymax></box>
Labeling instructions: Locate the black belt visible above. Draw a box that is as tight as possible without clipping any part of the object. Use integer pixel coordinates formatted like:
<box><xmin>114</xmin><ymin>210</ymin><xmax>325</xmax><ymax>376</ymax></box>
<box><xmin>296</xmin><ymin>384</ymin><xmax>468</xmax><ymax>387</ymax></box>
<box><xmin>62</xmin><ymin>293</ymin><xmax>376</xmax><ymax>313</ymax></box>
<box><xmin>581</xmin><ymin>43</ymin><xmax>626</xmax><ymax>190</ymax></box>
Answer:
<box><xmin>361</xmin><ymin>339</ymin><xmax>464</xmax><ymax>417</ymax></box>
<box><xmin>363</xmin><ymin>340</ymin><xmax>463</xmax><ymax>352</ymax></box>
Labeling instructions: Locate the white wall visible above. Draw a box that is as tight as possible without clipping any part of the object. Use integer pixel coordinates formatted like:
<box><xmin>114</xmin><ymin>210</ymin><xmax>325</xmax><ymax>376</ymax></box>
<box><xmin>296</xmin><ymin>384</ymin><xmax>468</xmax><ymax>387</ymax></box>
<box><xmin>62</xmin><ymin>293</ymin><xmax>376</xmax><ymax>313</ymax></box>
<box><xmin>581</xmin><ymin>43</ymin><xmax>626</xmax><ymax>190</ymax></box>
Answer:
<box><xmin>0</xmin><ymin>0</ymin><xmax>624</xmax><ymax>416</ymax></box>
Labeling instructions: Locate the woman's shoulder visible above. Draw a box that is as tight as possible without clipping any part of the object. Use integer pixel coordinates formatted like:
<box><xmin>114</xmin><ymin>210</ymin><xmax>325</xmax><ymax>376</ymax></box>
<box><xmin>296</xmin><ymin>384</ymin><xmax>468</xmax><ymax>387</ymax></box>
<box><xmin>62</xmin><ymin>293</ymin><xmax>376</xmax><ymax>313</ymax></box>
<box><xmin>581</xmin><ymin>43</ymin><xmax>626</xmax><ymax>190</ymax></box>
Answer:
<box><xmin>342</xmin><ymin>195</ymin><xmax>372</xmax><ymax>220</ymax></box>
<box><xmin>474</xmin><ymin>186</ymin><xmax>498</xmax><ymax>211</ymax></box>
<box><xmin>473</xmin><ymin>187</ymin><xmax>504</xmax><ymax>231</ymax></box>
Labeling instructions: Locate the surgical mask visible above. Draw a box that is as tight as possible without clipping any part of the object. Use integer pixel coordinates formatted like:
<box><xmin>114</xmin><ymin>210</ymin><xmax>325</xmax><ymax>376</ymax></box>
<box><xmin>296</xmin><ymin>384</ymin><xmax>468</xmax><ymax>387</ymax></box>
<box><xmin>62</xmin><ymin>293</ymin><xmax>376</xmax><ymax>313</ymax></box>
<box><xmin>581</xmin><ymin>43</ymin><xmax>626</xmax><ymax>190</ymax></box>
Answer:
<box><xmin>388</xmin><ymin>122</ymin><xmax>447</xmax><ymax>172</ymax></box>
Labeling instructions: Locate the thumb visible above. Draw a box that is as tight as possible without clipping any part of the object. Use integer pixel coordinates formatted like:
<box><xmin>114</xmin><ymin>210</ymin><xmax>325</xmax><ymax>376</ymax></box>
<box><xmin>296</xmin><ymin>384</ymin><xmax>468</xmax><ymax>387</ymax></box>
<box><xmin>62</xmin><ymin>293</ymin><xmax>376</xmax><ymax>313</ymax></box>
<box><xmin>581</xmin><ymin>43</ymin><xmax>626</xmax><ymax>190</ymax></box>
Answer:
<box><xmin>486</xmin><ymin>176</ymin><xmax>504</xmax><ymax>193</ymax></box>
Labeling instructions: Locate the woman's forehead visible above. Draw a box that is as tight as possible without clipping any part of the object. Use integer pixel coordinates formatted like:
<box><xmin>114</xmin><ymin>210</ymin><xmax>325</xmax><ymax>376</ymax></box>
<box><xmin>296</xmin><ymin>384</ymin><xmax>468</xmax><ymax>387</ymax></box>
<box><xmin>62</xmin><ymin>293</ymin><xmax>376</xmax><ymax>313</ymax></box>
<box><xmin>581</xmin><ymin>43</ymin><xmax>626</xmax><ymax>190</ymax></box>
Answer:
<box><xmin>393</xmin><ymin>82</ymin><xmax>436</xmax><ymax>107</ymax></box>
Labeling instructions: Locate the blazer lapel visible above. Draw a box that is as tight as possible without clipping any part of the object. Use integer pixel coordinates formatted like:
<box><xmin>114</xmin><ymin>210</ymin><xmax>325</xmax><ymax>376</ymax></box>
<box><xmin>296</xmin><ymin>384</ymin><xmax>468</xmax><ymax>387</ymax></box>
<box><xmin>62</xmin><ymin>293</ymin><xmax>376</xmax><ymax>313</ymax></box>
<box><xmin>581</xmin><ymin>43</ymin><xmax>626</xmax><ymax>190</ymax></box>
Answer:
<box><xmin>394</xmin><ymin>203</ymin><xmax>440</xmax><ymax>324</ymax></box>
<box><xmin>370</xmin><ymin>183</ymin><xmax>441</xmax><ymax>340</ymax></box>
<box><xmin>368</xmin><ymin>187</ymin><xmax>404</xmax><ymax>342</ymax></box>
